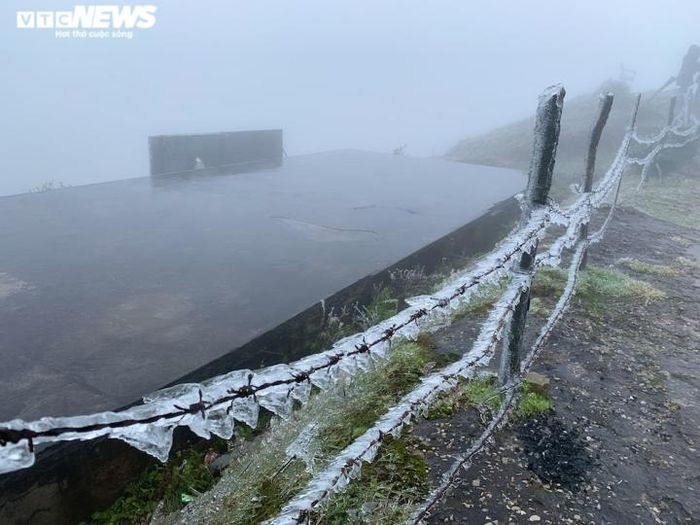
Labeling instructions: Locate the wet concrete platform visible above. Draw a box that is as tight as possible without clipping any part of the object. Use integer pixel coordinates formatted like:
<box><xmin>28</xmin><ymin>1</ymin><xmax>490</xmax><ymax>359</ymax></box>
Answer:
<box><xmin>0</xmin><ymin>150</ymin><xmax>523</xmax><ymax>421</ymax></box>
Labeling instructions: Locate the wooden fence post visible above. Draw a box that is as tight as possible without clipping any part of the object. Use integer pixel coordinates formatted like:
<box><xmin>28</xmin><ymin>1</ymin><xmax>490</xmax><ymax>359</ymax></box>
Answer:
<box><xmin>579</xmin><ymin>93</ymin><xmax>614</xmax><ymax>269</ymax></box>
<box><xmin>629</xmin><ymin>93</ymin><xmax>642</xmax><ymax>131</ymax></box>
<box><xmin>498</xmin><ymin>85</ymin><xmax>565</xmax><ymax>386</ymax></box>
<box><xmin>667</xmin><ymin>95</ymin><xmax>677</xmax><ymax>127</ymax></box>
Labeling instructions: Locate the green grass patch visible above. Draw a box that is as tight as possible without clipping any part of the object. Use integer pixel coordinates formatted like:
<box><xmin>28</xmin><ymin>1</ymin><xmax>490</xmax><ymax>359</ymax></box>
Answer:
<box><xmin>620</xmin><ymin>173</ymin><xmax>700</xmax><ymax>230</ymax></box>
<box><xmin>424</xmin><ymin>391</ymin><xmax>458</xmax><ymax>420</ymax></box>
<box><xmin>531</xmin><ymin>265</ymin><xmax>666</xmax><ymax>314</ymax></box>
<box><xmin>516</xmin><ymin>384</ymin><xmax>553</xmax><ymax>419</ymax></box>
<box><xmin>425</xmin><ymin>376</ymin><xmax>502</xmax><ymax>421</ymax></box>
<box><xmin>312</xmin><ymin>436</ymin><xmax>429</xmax><ymax>525</ymax></box>
<box><xmin>577</xmin><ymin>267</ymin><xmax>666</xmax><ymax>311</ymax></box>
<box><xmin>618</xmin><ymin>258</ymin><xmax>679</xmax><ymax>278</ymax></box>
<box><xmin>532</xmin><ymin>267</ymin><xmax>567</xmax><ymax>297</ymax></box>
<box><xmin>451</xmin><ymin>282</ymin><xmax>506</xmax><ymax>321</ymax></box>
<box><xmin>463</xmin><ymin>376</ymin><xmax>503</xmax><ymax>412</ymax></box>
<box><xmin>316</xmin><ymin>341</ymin><xmax>450</xmax><ymax>456</ymax></box>
<box><xmin>84</xmin><ymin>446</ymin><xmax>220</xmax><ymax>525</ymax></box>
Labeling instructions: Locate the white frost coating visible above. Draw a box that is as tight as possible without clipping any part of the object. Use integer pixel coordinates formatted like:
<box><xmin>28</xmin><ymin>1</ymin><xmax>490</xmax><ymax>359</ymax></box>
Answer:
<box><xmin>0</xmin><ymin>441</ymin><xmax>35</xmax><ymax>475</ymax></box>
<box><xmin>628</xmin><ymin>124</ymin><xmax>700</xmax><ymax>189</ymax></box>
<box><xmin>522</xmin><ymin>84</ymin><xmax>564</xmax><ymax>216</ymax></box>
<box><xmin>228</xmin><ymin>395</ymin><xmax>260</xmax><ymax>430</ymax></box>
<box><xmin>286</xmin><ymin>422</ymin><xmax>321</xmax><ymax>472</ymax></box>
<box><xmin>537</xmin><ymin>127</ymin><xmax>633</xmax><ymax>269</ymax></box>
<box><xmin>522</xmin><ymin>242</ymin><xmax>586</xmax><ymax>374</ymax></box>
<box><xmin>590</xmin><ymin>132</ymin><xmax>632</xmax><ymax>208</ymax></box>
<box><xmin>265</xmin><ymin>275</ymin><xmax>530</xmax><ymax>525</ymax></box>
<box><xmin>630</xmin><ymin>117</ymin><xmax>698</xmax><ymax>145</ymax></box>
<box><xmin>203</xmin><ymin>408</ymin><xmax>236</xmax><ymax>440</ymax></box>
<box><xmin>537</xmin><ymin>196</ymin><xmax>590</xmax><ymax>268</ymax></box>
<box><xmin>589</xmin><ymin>194</ymin><xmax>619</xmax><ymax>245</ymax></box>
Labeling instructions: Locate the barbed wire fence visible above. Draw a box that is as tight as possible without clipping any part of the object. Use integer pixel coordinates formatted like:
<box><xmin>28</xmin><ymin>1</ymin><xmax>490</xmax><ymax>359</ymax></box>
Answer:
<box><xmin>266</xmin><ymin>82</ymin><xmax>700</xmax><ymax>524</ymax></box>
<box><xmin>0</xmin><ymin>75</ymin><xmax>698</xmax><ymax>522</ymax></box>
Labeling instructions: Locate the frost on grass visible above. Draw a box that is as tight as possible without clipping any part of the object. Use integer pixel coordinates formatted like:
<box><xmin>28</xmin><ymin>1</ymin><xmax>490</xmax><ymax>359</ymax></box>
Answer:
<box><xmin>532</xmin><ymin>264</ymin><xmax>666</xmax><ymax>313</ymax></box>
<box><xmin>164</xmin><ymin>339</ymin><xmax>438</xmax><ymax>525</ymax></box>
<box><xmin>618</xmin><ymin>257</ymin><xmax>680</xmax><ymax>278</ymax></box>
<box><xmin>268</xmin><ymin>276</ymin><xmax>529</xmax><ymax>524</ymax></box>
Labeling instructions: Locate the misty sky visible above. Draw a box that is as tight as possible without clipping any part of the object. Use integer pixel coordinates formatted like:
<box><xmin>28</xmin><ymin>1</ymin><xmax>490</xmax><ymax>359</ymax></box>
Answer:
<box><xmin>2</xmin><ymin>0</ymin><xmax>699</xmax><ymax>196</ymax></box>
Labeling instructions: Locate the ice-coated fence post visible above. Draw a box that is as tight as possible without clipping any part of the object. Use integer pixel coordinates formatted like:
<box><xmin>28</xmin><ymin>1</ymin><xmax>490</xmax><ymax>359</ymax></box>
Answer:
<box><xmin>629</xmin><ymin>93</ymin><xmax>642</xmax><ymax>131</ymax></box>
<box><xmin>498</xmin><ymin>85</ymin><xmax>565</xmax><ymax>386</ymax></box>
<box><xmin>579</xmin><ymin>93</ymin><xmax>614</xmax><ymax>269</ymax></box>
<box><xmin>667</xmin><ymin>95</ymin><xmax>677</xmax><ymax>127</ymax></box>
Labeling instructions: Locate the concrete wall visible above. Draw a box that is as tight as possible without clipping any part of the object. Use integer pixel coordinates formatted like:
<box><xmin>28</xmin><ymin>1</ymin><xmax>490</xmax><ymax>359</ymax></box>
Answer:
<box><xmin>148</xmin><ymin>129</ymin><xmax>283</xmax><ymax>176</ymax></box>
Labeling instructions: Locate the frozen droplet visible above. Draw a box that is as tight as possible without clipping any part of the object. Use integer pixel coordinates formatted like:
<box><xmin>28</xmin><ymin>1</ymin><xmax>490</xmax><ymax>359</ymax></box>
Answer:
<box><xmin>257</xmin><ymin>386</ymin><xmax>294</xmax><ymax>420</ymax></box>
<box><xmin>111</xmin><ymin>424</ymin><xmax>174</xmax><ymax>463</ymax></box>
<box><xmin>290</xmin><ymin>381</ymin><xmax>311</xmax><ymax>404</ymax></box>
<box><xmin>201</xmin><ymin>408</ymin><xmax>235</xmax><ymax>440</ymax></box>
<box><xmin>0</xmin><ymin>441</ymin><xmax>35</xmax><ymax>475</ymax></box>
<box><xmin>230</xmin><ymin>395</ymin><xmax>259</xmax><ymax>429</ymax></box>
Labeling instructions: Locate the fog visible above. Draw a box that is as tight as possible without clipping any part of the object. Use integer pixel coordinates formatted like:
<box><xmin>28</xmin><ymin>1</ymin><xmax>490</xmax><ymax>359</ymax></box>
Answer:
<box><xmin>2</xmin><ymin>0</ymin><xmax>699</xmax><ymax>196</ymax></box>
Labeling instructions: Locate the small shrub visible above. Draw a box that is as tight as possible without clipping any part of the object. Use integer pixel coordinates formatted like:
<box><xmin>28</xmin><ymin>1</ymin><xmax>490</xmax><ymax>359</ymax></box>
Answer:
<box><xmin>529</xmin><ymin>296</ymin><xmax>550</xmax><ymax>317</ymax></box>
<box><xmin>516</xmin><ymin>384</ymin><xmax>553</xmax><ymax>419</ymax></box>
<box><xmin>29</xmin><ymin>180</ymin><xmax>70</xmax><ymax>193</ymax></box>
<box><xmin>85</xmin><ymin>448</ymin><xmax>216</xmax><ymax>524</ymax></box>
<box><xmin>425</xmin><ymin>376</ymin><xmax>502</xmax><ymax>421</ymax></box>
<box><xmin>424</xmin><ymin>391</ymin><xmax>457</xmax><ymax>420</ymax></box>
<box><xmin>463</xmin><ymin>376</ymin><xmax>502</xmax><ymax>412</ymax></box>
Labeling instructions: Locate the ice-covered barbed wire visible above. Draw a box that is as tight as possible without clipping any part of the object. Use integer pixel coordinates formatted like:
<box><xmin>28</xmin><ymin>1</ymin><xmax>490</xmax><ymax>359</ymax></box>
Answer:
<box><xmin>410</xmin><ymin>241</ymin><xmax>587</xmax><ymax>524</ymax></box>
<box><xmin>251</xmin><ymin>85</ymin><xmax>696</xmax><ymax>521</ymax></box>
<box><xmin>536</xmin><ymin>129</ymin><xmax>631</xmax><ymax>269</ymax></box>
<box><xmin>0</xmin><ymin>211</ymin><xmax>550</xmax><ymax>475</ymax></box>
<box><xmin>1</xmin><ymin>80</ymin><xmax>697</xmax><ymax>489</ymax></box>
<box><xmin>626</xmin><ymin>81</ymin><xmax>700</xmax><ymax>190</ymax></box>
<box><xmin>413</xmin><ymin>91</ymin><xmax>698</xmax><ymax>523</ymax></box>
<box><xmin>628</xmin><ymin>122</ymin><xmax>700</xmax><ymax>189</ymax></box>
<box><xmin>537</xmin><ymin>111</ymin><xmax>700</xmax><ymax>270</ymax></box>
<box><xmin>266</xmin><ymin>275</ymin><xmax>530</xmax><ymax>525</ymax></box>
<box><xmin>629</xmin><ymin>116</ymin><xmax>699</xmax><ymax>145</ymax></box>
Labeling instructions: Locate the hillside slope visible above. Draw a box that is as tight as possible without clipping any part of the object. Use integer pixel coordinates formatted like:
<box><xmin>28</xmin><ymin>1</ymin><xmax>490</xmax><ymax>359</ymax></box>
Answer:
<box><xmin>447</xmin><ymin>80</ymin><xmax>675</xmax><ymax>184</ymax></box>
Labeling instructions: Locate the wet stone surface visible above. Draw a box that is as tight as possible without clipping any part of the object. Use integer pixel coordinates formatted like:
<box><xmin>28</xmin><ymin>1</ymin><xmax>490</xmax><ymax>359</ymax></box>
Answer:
<box><xmin>0</xmin><ymin>151</ymin><xmax>522</xmax><ymax>420</ymax></box>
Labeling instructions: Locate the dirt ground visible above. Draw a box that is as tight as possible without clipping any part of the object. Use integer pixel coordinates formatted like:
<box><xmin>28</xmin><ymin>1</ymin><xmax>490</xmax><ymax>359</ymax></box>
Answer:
<box><xmin>414</xmin><ymin>206</ymin><xmax>700</xmax><ymax>525</ymax></box>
